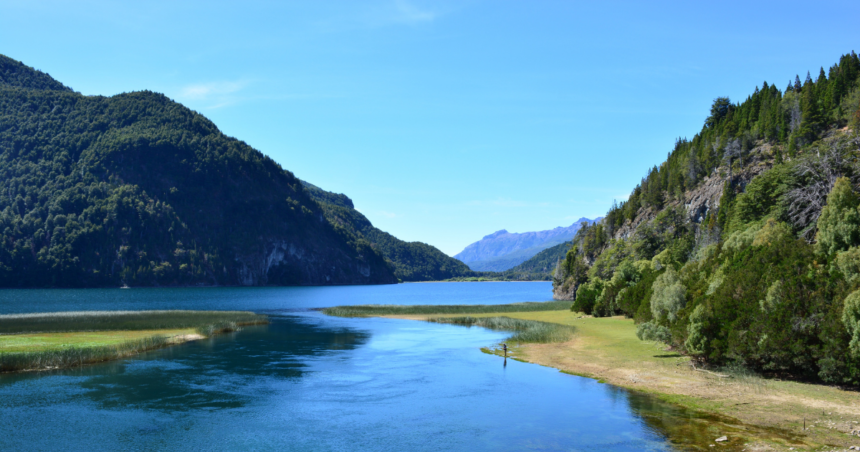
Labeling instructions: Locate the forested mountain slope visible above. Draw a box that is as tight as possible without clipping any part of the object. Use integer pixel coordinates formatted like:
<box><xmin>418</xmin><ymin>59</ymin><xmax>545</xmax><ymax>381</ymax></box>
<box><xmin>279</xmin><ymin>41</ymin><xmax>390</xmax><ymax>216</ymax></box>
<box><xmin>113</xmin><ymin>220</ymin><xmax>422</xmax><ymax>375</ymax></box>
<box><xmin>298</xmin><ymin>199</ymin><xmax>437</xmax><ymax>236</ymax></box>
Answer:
<box><xmin>553</xmin><ymin>52</ymin><xmax>860</xmax><ymax>385</ymax></box>
<box><xmin>507</xmin><ymin>240</ymin><xmax>573</xmax><ymax>277</ymax></box>
<box><xmin>302</xmin><ymin>182</ymin><xmax>474</xmax><ymax>281</ymax></box>
<box><xmin>0</xmin><ymin>54</ymin><xmax>397</xmax><ymax>287</ymax></box>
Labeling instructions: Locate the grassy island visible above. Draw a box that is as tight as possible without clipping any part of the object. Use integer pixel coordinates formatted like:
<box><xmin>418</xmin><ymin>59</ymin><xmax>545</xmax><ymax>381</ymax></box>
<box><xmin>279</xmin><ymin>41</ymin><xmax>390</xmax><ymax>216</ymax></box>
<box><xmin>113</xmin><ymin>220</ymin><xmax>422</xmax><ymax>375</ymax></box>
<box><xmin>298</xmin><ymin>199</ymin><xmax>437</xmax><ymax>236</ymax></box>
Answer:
<box><xmin>325</xmin><ymin>301</ymin><xmax>860</xmax><ymax>451</ymax></box>
<box><xmin>0</xmin><ymin>310</ymin><xmax>268</xmax><ymax>373</ymax></box>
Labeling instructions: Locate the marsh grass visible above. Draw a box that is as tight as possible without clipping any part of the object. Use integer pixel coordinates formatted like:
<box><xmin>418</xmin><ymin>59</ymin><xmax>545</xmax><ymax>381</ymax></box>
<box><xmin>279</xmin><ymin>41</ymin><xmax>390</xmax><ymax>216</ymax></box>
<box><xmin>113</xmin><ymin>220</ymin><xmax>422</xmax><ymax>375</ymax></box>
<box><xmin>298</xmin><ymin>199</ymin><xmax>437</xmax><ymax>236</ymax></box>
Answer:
<box><xmin>0</xmin><ymin>310</ymin><xmax>268</xmax><ymax>373</ymax></box>
<box><xmin>322</xmin><ymin>300</ymin><xmax>570</xmax><ymax>317</ymax></box>
<box><xmin>0</xmin><ymin>310</ymin><xmax>268</xmax><ymax>335</ymax></box>
<box><xmin>713</xmin><ymin>362</ymin><xmax>771</xmax><ymax>395</ymax></box>
<box><xmin>426</xmin><ymin>316</ymin><xmax>576</xmax><ymax>343</ymax></box>
<box><xmin>0</xmin><ymin>334</ymin><xmax>172</xmax><ymax>372</ymax></box>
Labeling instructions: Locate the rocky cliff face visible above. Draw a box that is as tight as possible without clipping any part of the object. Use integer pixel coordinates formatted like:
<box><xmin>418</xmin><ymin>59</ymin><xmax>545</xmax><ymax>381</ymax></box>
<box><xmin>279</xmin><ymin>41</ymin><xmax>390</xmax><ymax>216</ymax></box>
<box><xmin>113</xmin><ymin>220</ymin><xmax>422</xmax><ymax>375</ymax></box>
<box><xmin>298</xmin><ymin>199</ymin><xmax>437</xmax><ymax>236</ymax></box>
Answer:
<box><xmin>235</xmin><ymin>238</ymin><xmax>391</xmax><ymax>286</ymax></box>
<box><xmin>551</xmin><ymin>140</ymin><xmax>778</xmax><ymax>301</ymax></box>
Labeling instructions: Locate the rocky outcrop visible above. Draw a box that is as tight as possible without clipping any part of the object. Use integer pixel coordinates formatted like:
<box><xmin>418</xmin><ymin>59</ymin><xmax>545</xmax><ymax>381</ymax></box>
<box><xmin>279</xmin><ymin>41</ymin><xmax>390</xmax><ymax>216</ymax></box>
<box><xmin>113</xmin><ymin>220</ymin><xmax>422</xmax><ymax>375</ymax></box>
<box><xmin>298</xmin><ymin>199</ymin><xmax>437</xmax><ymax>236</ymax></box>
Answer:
<box><xmin>552</xmin><ymin>280</ymin><xmax>577</xmax><ymax>301</ymax></box>
<box><xmin>234</xmin><ymin>236</ymin><xmax>395</xmax><ymax>286</ymax></box>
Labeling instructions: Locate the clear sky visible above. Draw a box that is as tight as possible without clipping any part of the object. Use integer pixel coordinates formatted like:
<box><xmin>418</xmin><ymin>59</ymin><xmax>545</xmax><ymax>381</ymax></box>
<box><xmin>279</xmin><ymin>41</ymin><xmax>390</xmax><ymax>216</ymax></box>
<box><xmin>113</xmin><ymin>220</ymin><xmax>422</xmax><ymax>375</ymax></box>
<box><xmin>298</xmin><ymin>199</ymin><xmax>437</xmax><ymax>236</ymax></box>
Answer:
<box><xmin>1</xmin><ymin>1</ymin><xmax>858</xmax><ymax>255</ymax></box>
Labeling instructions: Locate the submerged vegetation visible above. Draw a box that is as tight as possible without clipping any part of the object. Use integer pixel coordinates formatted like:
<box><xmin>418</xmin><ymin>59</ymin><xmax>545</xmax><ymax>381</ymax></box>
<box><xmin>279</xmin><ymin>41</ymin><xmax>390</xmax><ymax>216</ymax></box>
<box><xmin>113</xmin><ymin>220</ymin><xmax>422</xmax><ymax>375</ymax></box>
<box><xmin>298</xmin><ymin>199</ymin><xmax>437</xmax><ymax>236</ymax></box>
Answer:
<box><xmin>321</xmin><ymin>300</ymin><xmax>571</xmax><ymax>317</ymax></box>
<box><xmin>553</xmin><ymin>51</ymin><xmax>860</xmax><ymax>385</ymax></box>
<box><xmin>0</xmin><ymin>310</ymin><xmax>268</xmax><ymax>372</ymax></box>
<box><xmin>426</xmin><ymin>316</ymin><xmax>575</xmax><ymax>343</ymax></box>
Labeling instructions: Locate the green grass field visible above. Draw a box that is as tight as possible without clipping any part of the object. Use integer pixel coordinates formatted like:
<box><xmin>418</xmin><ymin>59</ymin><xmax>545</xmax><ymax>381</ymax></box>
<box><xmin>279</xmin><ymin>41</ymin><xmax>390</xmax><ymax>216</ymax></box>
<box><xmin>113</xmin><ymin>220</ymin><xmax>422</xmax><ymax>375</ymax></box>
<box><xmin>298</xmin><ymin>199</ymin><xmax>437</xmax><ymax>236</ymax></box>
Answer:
<box><xmin>0</xmin><ymin>329</ymin><xmax>197</xmax><ymax>353</ymax></box>
<box><xmin>0</xmin><ymin>310</ymin><xmax>268</xmax><ymax>372</ymax></box>
<box><xmin>0</xmin><ymin>310</ymin><xmax>267</xmax><ymax>335</ymax></box>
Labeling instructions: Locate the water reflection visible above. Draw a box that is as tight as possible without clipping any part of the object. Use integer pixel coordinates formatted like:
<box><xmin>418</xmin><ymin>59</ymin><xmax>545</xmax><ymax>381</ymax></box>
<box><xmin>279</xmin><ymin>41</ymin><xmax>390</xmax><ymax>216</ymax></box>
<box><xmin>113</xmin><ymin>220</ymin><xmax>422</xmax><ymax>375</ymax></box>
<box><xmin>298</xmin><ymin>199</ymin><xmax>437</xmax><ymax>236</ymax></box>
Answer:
<box><xmin>1</xmin><ymin>314</ymin><xmax>682</xmax><ymax>451</ymax></box>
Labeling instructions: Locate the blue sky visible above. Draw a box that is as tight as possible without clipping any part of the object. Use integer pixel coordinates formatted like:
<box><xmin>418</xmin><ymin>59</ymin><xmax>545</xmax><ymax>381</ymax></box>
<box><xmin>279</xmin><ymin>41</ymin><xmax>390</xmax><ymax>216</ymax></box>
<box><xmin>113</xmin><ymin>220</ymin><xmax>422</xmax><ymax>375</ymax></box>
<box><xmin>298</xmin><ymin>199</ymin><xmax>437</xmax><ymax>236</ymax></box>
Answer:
<box><xmin>2</xmin><ymin>1</ymin><xmax>858</xmax><ymax>255</ymax></box>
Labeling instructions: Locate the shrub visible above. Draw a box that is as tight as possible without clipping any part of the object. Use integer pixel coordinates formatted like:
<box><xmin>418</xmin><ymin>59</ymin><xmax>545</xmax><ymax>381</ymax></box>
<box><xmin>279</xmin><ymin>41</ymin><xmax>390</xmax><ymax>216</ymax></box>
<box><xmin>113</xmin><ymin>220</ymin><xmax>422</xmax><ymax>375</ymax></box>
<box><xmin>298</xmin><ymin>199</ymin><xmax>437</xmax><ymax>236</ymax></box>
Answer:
<box><xmin>636</xmin><ymin>321</ymin><xmax>672</xmax><ymax>343</ymax></box>
<box><xmin>616</xmin><ymin>267</ymin><xmax>659</xmax><ymax>320</ymax></box>
<box><xmin>684</xmin><ymin>305</ymin><xmax>709</xmax><ymax>355</ymax></box>
<box><xmin>572</xmin><ymin>278</ymin><xmax>604</xmax><ymax>315</ymax></box>
<box><xmin>816</xmin><ymin>176</ymin><xmax>860</xmax><ymax>256</ymax></box>
<box><xmin>844</xmin><ymin>290</ymin><xmax>860</xmax><ymax>358</ymax></box>
<box><xmin>836</xmin><ymin>246</ymin><xmax>860</xmax><ymax>285</ymax></box>
<box><xmin>650</xmin><ymin>267</ymin><xmax>686</xmax><ymax>322</ymax></box>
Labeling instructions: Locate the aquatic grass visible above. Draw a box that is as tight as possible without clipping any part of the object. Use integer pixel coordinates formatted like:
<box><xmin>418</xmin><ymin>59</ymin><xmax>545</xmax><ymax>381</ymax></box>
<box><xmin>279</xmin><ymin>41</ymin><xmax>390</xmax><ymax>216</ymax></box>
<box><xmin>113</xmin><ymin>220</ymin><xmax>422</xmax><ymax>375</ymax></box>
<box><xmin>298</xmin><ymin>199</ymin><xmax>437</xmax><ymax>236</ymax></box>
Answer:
<box><xmin>0</xmin><ymin>329</ymin><xmax>195</xmax><ymax>353</ymax></box>
<box><xmin>196</xmin><ymin>321</ymin><xmax>240</xmax><ymax>336</ymax></box>
<box><xmin>0</xmin><ymin>310</ymin><xmax>268</xmax><ymax>335</ymax></box>
<box><xmin>0</xmin><ymin>334</ymin><xmax>173</xmax><ymax>372</ymax></box>
<box><xmin>322</xmin><ymin>300</ymin><xmax>570</xmax><ymax>317</ymax></box>
<box><xmin>425</xmin><ymin>316</ymin><xmax>576</xmax><ymax>344</ymax></box>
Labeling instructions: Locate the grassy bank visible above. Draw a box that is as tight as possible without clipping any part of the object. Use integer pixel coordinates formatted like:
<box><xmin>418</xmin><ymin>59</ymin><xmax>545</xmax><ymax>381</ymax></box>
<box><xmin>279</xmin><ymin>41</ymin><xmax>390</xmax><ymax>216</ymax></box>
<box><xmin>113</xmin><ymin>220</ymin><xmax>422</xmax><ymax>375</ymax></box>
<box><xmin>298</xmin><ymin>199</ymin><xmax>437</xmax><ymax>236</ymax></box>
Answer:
<box><xmin>0</xmin><ymin>310</ymin><xmax>268</xmax><ymax>334</ymax></box>
<box><xmin>426</xmin><ymin>316</ymin><xmax>575</xmax><ymax>343</ymax></box>
<box><xmin>321</xmin><ymin>300</ymin><xmax>569</xmax><ymax>317</ymax></box>
<box><xmin>0</xmin><ymin>310</ymin><xmax>268</xmax><ymax>372</ymax></box>
<box><xmin>0</xmin><ymin>334</ymin><xmax>175</xmax><ymax>372</ymax></box>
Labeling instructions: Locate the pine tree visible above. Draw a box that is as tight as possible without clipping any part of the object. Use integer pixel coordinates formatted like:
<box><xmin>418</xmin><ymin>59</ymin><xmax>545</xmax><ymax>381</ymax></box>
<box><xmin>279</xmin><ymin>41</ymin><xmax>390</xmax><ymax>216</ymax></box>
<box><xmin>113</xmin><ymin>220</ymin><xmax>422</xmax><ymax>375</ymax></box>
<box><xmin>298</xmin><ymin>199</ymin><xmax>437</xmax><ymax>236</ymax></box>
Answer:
<box><xmin>816</xmin><ymin>177</ymin><xmax>860</xmax><ymax>256</ymax></box>
<box><xmin>794</xmin><ymin>75</ymin><xmax>802</xmax><ymax>92</ymax></box>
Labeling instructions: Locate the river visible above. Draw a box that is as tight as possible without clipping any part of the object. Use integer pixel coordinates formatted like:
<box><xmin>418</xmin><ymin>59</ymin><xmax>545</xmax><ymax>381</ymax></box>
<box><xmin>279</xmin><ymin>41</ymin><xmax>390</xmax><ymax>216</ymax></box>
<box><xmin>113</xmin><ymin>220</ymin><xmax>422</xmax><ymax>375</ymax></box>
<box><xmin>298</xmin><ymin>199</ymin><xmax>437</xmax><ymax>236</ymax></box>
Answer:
<box><xmin>0</xmin><ymin>282</ymin><xmax>688</xmax><ymax>451</ymax></box>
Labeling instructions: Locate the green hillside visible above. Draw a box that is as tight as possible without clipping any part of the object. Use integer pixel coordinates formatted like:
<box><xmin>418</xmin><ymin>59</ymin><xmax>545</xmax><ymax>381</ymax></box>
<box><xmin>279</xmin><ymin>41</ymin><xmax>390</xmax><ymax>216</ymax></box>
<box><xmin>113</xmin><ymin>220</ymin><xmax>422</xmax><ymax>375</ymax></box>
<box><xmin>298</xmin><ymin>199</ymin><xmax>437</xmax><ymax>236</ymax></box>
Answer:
<box><xmin>553</xmin><ymin>52</ymin><xmax>860</xmax><ymax>384</ymax></box>
<box><xmin>303</xmin><ymin>182</ymin><xmax>474</xmax><ymax>281</ymax></box>
<box><xmin>507</xmin><ymin>241</ymin><xmax>571</xmax><ymax>276</ymax></box>
<box><xmin>0</xmin><ymin>54</ymin><xmax>396</xmax><ymax>287</ymax></box>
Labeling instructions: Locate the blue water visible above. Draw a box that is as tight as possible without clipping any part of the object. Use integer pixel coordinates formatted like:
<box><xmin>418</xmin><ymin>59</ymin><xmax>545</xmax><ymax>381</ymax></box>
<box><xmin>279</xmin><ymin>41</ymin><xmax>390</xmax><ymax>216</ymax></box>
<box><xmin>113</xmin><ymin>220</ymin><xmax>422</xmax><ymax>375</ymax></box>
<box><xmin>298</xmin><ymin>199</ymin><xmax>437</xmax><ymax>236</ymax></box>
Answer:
<box><xmin>0</xmin><ymin>283</ymin><xmax>681</xmax><ymax>451</ymax></box>
<box><xmin>0</xmin><ymin>281</ymin><xmax>553</xmax><ymax>314</ymax></box>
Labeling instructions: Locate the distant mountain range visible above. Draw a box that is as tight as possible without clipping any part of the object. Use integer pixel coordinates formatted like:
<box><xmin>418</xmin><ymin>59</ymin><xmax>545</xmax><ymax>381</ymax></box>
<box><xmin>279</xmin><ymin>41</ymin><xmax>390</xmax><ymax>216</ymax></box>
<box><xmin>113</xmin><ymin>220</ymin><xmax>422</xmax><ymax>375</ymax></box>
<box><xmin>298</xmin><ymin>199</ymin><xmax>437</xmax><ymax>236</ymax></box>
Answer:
<box><xmin>454</xmin><ymin>218</ymin><xmax>599</xmax><ymax>272</ymax></box>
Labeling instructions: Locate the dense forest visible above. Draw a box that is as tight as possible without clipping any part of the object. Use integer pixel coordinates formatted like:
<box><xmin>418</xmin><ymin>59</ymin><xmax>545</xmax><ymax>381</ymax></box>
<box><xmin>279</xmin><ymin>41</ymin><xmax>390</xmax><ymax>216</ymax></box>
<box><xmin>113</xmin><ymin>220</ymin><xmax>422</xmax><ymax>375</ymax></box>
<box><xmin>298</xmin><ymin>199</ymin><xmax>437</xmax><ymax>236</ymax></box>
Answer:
<box><xmin>0</xmin><ymin>54</ymin><xmax>397</xmax><ymax>287</ymax></box>
<box><xmin>553</xmin><ymin>52</ymin><xmax>860</xmax><ymax>385</ymax></box>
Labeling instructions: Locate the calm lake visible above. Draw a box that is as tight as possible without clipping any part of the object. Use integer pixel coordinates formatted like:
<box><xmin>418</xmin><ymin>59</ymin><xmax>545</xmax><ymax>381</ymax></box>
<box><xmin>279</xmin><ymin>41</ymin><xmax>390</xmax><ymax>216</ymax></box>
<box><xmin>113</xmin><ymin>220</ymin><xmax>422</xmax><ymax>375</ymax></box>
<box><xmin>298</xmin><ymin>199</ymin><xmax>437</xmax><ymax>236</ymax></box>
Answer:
<box><xmin>0</xmin><ymin>282</ymin><xmax>698</xmax><ymax>451</ymax></box>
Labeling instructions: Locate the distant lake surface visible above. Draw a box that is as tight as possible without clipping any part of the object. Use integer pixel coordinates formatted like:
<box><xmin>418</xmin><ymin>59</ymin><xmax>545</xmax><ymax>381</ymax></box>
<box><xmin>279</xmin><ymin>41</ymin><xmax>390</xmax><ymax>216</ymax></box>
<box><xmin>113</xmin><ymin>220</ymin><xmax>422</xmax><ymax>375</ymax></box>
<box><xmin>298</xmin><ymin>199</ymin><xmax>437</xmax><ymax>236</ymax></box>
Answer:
<box><xmin>0</xmin><ymin>283</ymin><xmax>680</xmax><ymax>451</ymax></box>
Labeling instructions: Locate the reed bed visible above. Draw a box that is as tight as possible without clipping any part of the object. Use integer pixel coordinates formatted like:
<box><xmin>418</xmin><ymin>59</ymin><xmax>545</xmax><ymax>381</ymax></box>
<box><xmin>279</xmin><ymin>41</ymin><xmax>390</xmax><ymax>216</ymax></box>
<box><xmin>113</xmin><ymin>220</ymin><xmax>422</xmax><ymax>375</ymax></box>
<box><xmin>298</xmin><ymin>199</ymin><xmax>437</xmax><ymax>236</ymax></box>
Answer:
<box><xmin>0</xmin><ymin>335</ymin><xmax>172</xmax><ymax>372</ymax></box>
<box><xmin>322</xmin><ymin>300</ymin><xmax>571</xmax><ymax>317</ymax></box>
<box><xmin>0</xmin><ymin>310</ymin><xmax>268</xmax><ymax>335</ymax></box>
<box><xmin>425</xmin><ymin>316</ymin><xmax>576</xmax><ymax>344</ymax></box>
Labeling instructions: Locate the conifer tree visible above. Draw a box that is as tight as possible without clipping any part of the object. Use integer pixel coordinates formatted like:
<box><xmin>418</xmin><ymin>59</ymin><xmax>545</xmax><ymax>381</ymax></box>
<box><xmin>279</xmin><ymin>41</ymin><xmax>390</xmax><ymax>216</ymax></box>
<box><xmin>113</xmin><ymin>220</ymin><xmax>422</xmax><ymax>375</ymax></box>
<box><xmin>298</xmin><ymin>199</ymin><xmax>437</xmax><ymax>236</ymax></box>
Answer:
<box><xmin>816</xmin><ymin>177</ymin><xmax>860</xmax><ymax>256</ymax></box>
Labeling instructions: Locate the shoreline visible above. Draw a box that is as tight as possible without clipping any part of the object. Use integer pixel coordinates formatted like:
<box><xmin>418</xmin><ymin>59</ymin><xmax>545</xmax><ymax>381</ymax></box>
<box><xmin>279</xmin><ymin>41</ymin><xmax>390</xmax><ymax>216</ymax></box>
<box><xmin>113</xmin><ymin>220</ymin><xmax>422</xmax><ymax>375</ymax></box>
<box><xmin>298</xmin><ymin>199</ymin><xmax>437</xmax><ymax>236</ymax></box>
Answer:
<box><xmin>0</xmin><ymin>331</ymin><xmax>207</xmax><ymax>374</ymax></box>
<box><xmin>0</xmin><ymin>310</ymin><xmax>269</xmax><ymax>373</ymax></box>
<box><xmin>376</xmin><ymin>311</ymin><xmax>860</xmax><ymax>451</ymax></box>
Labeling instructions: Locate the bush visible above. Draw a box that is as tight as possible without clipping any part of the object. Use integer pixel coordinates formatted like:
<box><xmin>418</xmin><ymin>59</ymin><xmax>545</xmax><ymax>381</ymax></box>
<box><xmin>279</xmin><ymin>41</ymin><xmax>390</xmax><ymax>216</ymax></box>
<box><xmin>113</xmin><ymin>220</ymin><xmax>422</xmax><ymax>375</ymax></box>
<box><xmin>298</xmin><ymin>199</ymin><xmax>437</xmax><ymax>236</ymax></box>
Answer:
<box><xmin>650</xmin><ymin>267</ymin><xmax>686</xmax><ymax>322</ymax></box>
<box><xmin>816</xmin><ymin>176</ymin><xmax>860</xmax><ymax>256</ymax></box>
<box><xmin>616</xmin><ymin>267</ymin><xmax>659</xmax><ymax>319</ymax></box>
<box><xmin>678</xmin><ymin>224</ymin><xmax>842</xmax><ymax>379</ymax></box>
<box><xmin>837</xmin><ymin>246</ymin><xmax>860</xmax><ymax>285</ymax></box>
<box><xmin>572</xmin><ymin>278</ymin><xmax>604</xmax><ymax>315</ymax></box>
<box><xmin>636</xmin><ymin>321</ymin><xmax>672</xmax><ymax>343</ymax></box>
<box><xmin>844</xmin><ymin>290</ymin><xmax>860</xmax><ymax>358</ymax></box>
<box><xmin>684</xmin><ymin>305</ymin><xmax>709</xmax><ymax>355</ymax></box>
